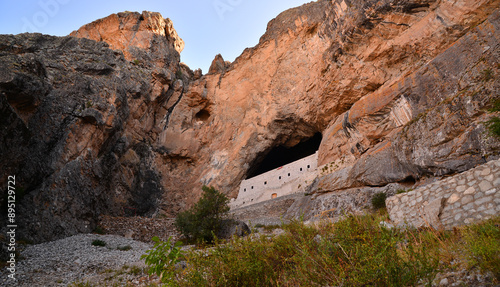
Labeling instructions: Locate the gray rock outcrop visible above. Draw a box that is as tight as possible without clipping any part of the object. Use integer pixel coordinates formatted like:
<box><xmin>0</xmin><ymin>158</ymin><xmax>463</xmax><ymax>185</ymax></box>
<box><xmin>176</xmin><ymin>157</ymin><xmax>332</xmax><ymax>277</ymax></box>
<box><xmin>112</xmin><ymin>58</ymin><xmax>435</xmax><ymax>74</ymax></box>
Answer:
<box><xmin>216</xmin><ymin>219</ymin><xmax>251</xmax><ymax>239</ymax></box>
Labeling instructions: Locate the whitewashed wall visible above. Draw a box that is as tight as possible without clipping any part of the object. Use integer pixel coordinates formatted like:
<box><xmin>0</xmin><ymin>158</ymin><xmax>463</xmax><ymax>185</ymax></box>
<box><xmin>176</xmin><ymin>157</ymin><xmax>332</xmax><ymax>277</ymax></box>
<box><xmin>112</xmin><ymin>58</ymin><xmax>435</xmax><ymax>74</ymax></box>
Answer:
<box><xmin>230</xmin><ymin>152</ymin><xmax>318</xmax><ymax>208</ymax></box>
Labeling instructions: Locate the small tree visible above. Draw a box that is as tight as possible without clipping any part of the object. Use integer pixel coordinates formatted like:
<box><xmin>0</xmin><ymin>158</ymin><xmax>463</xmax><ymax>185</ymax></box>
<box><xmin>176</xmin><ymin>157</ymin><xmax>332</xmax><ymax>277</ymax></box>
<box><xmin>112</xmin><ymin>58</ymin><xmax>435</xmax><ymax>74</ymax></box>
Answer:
<box><xmin>174</xmin><ymin>185</ymin><xmax>230</xmax><ymax>243</ymax></box>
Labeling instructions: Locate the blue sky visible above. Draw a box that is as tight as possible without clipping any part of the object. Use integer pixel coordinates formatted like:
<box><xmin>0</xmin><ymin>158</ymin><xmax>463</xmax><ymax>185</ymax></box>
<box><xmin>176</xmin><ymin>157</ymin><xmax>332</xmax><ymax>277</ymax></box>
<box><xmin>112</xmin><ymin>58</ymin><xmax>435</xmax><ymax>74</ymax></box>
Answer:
<box><xmin>0</xmin><ymin>0</ymin><xmax>312</xmax><ymax>72</ymax></box>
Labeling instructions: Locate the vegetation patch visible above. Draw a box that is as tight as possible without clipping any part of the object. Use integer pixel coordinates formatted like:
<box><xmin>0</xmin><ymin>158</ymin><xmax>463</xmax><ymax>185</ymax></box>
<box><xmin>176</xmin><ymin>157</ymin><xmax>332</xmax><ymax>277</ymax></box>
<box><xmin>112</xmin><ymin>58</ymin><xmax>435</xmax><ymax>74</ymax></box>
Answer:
<box><xmin>174</xmin><ymin>185</ymin><xmax>230</xmax><ymax>244</ymax></box>
<box><xmin>485</xmin><ymin>98</ymin><xmax>500</xmax><ymax>138</ymax></box>
<box><xmin>143</xmin><ymin>214</ymin><xmax>500</xmax><ymax>286</ymax></box>
<box><xmin>142</xmin><ymin>236</ymin><xmax>184</xmax><ymax>283</ymax></box>
<box><xmin>176</xmin><ymin>69</ymin><xmax>183</xmax><ymax>79</ymax></box>
<box><xmin>463</xmin><ymin>217</ymin><xmax>500</xmax><ymax>280</ymax></box>
<box><xmin>485</xmin><ymin>117</ymin><xmax>500</xmax><ymax>137</ymax></box>
<box><xmin>396</xmin><ymin>188</ymin><xmax>408</xmax><ymax>194</ymax></box>
<box><xmin>371</xmin><ymin>192</ymin><xmax>387</xmax><ymax>210</ymax></box>
<box><xmin>91</xmin><ymin>239</ymin><xmax>106</xmax><ymax>247</ymax></box>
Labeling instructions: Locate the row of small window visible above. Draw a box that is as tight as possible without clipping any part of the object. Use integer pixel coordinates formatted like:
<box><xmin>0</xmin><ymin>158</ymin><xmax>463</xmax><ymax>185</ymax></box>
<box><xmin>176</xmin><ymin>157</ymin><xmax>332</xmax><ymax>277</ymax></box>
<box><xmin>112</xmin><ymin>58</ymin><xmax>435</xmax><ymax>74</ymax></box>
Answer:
<box><xmin>241</xmin><ymin>193</ymin><xmax>278</xmax><ymax>205</ymax></box>
<box><xmin>242</xmin><ymin>165</ymin><xmax>312</xmax><ymax>192</ymax></box>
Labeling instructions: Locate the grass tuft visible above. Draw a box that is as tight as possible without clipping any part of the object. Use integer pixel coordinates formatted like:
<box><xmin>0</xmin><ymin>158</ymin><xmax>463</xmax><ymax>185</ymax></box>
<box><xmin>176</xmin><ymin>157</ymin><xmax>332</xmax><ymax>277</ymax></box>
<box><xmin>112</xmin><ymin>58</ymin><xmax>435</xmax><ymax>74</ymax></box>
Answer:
<box><xmin>463</xmin><ymin>217</ymin><xmax>500</xmax><ymax>280</ymax></box>
<box><xmin>485</xmin><ymin>98</ymin><xmax>500</xmax><ymax>137</ymax></box>
<box><xmin>485</xmin><ymin>116</ymin><xmax>500</xmax><ymax>137</ymax></box>
<box><xmin>91</xmin><ymin>239</ymin><xmax>106</xmax><ymax>247</ymax></box>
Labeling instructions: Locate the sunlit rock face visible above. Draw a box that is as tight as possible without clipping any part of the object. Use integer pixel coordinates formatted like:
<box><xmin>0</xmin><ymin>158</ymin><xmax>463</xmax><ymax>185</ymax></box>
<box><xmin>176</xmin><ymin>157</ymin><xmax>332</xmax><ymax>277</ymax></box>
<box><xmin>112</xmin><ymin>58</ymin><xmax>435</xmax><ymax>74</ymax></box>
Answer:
<box><xmin>0</xmin><ymin>0</ymin><xmax>499</xmax><ymax>242</ymax></box>
<box><xmin>171</xmin><ymin>0</ymin><xmax>499</xmax><ymax>198</ymax></box>
<box><xmin>70</xmin><ymin>11</ymin><xmax>184</xmax><ymax>69</ymax></box>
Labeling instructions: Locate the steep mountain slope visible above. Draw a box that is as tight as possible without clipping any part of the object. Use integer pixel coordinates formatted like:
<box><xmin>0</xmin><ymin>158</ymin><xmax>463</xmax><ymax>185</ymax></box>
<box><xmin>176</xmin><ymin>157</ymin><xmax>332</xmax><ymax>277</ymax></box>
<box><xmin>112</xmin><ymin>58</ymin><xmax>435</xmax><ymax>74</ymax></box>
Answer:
<box><xmin>0</xmin><ymin>0</ymin><xmax>499</xmax><ymax>242</ymax></box>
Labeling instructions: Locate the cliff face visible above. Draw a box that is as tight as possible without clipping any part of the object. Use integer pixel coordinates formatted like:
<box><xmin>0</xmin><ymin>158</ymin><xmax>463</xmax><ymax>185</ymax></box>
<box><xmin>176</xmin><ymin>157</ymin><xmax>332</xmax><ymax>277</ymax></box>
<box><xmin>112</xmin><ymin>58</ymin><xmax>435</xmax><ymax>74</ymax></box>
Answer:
<box><xmin>0</xmin><ymin>13</ymin><xmax>190</xmax><ymax>241</ymax></box>
<box><xmin>0</xmin><ymin>0</ymin><xmax>499</xmax><ymax>242</ymax></box>
<box><xmin>166</xmin><ymin>0</ymin><xmax>500</xmax><ymax>198</ymax></box>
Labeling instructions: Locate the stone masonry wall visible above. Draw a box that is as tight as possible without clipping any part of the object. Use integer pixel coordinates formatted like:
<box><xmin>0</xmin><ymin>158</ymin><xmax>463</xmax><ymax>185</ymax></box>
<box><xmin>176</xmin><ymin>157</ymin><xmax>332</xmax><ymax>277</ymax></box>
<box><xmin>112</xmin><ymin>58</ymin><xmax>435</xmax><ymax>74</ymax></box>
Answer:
<box><xmin>387</xmin><ymin>159</ymin><xmax>500</xmax><ymax>229</ymax></box>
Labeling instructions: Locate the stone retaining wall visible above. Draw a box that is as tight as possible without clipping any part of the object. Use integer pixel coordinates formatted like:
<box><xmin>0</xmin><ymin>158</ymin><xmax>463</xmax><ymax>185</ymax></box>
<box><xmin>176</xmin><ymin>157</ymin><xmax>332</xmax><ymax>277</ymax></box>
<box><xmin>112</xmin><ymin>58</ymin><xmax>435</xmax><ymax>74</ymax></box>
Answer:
<box><xmin>231</xmin><ymin>183</ymin><xmax>406</xmax><ymax>226</ymax></box>
<box><xmin>386</xmin><ymin>159</ymin><xmax>500</xmax><ymax>229</ymax></box>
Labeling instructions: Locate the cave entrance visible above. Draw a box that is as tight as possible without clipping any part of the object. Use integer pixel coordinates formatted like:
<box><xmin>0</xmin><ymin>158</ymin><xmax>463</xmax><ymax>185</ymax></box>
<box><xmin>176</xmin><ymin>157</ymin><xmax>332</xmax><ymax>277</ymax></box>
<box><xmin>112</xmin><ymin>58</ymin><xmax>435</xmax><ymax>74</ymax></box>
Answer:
<box><xmin>195</xmin><ymin>109</ymin><xmax>211</xmax><ymax>121</ymax></box>
<box><xmin>246</xmin><ymin>132</ymin><xmax>322</xmax><ymax>179</ymax></box>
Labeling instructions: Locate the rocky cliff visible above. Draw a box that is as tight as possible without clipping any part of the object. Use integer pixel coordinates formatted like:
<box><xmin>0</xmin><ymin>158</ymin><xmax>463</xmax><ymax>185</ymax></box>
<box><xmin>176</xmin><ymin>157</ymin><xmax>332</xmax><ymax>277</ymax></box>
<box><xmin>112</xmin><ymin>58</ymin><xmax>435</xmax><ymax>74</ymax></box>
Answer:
<box><xmin>1</xmin><ymin>0</ymin><xmax>499</xmax><ymax>242</ymax></box>
<box><xmin>0</xmin><ymin>11</ymin><xmax>191</xmax><ymax>242</ymax></box>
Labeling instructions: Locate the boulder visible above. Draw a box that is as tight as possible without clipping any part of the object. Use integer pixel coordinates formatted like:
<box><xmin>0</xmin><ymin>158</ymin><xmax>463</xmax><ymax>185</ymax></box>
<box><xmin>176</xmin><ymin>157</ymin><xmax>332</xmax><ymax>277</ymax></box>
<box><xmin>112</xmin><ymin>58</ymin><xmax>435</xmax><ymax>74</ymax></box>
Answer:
<box><xmin>216</xmin><ymin>219</ymin><xmax>251</xmax><ymax>239</ymax></box>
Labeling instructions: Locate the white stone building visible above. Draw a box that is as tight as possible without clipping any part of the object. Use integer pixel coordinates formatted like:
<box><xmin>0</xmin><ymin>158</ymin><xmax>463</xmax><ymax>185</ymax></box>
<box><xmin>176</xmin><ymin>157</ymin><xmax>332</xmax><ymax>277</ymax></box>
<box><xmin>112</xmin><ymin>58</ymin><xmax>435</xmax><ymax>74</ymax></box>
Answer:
<box><xmin>230</xmin><ymin>152</ymin><xmax>319</xmax><ymax>209</ymax></box>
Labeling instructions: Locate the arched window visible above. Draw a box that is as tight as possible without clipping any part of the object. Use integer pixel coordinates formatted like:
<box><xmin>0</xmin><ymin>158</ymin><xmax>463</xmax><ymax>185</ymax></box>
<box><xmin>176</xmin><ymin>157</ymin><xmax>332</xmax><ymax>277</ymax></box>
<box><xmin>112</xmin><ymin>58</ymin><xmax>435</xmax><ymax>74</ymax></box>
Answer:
<box><xmin>271</xmin><ymin>193</ymin><xmax>277</xmax><ymax>199</ymax></box>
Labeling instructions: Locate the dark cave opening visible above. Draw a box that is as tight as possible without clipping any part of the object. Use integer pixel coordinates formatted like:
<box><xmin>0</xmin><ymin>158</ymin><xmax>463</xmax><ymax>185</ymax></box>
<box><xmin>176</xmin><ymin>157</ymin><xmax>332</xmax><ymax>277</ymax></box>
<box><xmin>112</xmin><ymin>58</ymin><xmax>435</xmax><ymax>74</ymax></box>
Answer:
<box><xmin>399</xmin><ymin>175</ymin><xmax>417</xmax><ymax>187</ymax></box>
<box><xmin>195</xmin><ymin>109</ymin><xmax>211</xmax><ymax>121</ymax></box>
<box><xmin>246</xmin><ymin>132</ymin><xmax>322</xmax><ymax>179</ymax></box>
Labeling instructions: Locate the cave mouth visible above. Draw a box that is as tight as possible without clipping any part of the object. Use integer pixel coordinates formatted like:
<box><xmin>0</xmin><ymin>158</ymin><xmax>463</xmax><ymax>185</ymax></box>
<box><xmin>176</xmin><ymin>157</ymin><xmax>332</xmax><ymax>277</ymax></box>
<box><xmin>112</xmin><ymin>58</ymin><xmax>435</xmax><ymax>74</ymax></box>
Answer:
<box><xmin>246</xmin><ymin>132</ymin><xmax>322</xmax><ymax>179</ymax></box>
<box><xmin>195</xmin><ymin>109</ymin><xmax>211</xmax><ymax>121</ymax></box>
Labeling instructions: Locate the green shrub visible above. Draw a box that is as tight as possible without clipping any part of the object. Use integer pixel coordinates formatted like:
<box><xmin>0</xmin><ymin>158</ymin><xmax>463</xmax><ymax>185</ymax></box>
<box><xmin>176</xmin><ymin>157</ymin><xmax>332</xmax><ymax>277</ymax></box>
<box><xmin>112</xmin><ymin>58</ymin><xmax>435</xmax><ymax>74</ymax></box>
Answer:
<box><xmin>485</xmin><ymin>98</ymin><xmax>500</xmax><ymax>137</ymax></box>
<box><xmin>371</xmin><ymin>192</ymin><xmax>387</xmax><ymax>209</ymax></box>
<box><xmin>485</xmin><ymin>116</ymin><xmax>500</xmax><ymax>137</ymax></box>
<box><xmin>141</xmin><ymin>236</ymin><xmax>184</xmax><ymax>283</ymax></box>
<box><xmin>489</xmin><ymin>98</ymin><xmax>500</xmax><ymax>112</ymax></box>
<box><xmin>91</xmin><ymin>239</ymin><xmax>106</xmax><ymax>247</ymax></box>
<box><xmin>174</xmin><ymin>185</ymin><xmax>230</xmax><ymax>243</ymax></box>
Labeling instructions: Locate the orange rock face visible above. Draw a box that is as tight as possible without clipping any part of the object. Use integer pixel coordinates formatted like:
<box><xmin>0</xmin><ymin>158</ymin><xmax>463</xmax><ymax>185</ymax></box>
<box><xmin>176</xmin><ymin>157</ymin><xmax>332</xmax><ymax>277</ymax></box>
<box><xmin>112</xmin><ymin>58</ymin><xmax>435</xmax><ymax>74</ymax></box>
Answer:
<box><xmin>70</xmin><ymin>11</ymin><xmax>184</xmax><ymax>68</ymax></box>
<box><xmin>162</xmin><ymin>0</ymin><xmax>500</xmax><ymax>202</ymax></box>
